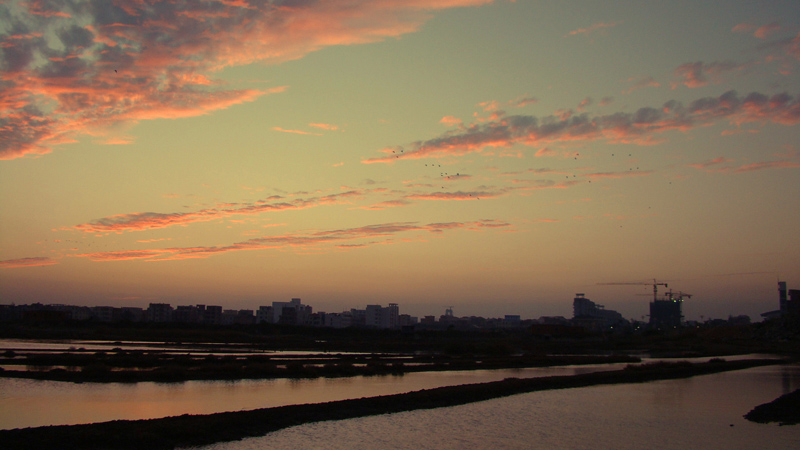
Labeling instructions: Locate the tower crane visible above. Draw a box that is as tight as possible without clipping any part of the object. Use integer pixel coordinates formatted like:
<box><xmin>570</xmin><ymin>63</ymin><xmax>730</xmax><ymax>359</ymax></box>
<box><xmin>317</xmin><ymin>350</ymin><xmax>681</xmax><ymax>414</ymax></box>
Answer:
<box><xmin>664</xmin><ymin>289</ymin><xmax>692</xmax><ymax>302</ymax></box>
<box><xmin>597</xmin><ymin>279</ymin><xmax>668</xmax><ymax>302</ymax></box>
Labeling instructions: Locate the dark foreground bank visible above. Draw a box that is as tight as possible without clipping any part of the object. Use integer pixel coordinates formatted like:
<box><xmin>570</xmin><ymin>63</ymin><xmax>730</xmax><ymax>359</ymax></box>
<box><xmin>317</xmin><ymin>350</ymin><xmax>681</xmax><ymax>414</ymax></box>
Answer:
<box><xmin>745</xmin><ymin>388</ymin><xmax>800</xmax><ymax>425</ymax></box>
<box><xmin>0</xmin><ymin>359</ymin><xmax>785</xmax><ymax>450</ymax></box>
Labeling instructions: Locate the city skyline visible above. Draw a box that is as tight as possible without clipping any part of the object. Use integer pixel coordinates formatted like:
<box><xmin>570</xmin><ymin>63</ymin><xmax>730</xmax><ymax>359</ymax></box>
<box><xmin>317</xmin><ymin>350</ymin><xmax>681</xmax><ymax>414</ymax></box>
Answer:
<box><xmin>1</xmin><ymin>1</ymin><xmax>799</xmax><ymax>322</ymax></box>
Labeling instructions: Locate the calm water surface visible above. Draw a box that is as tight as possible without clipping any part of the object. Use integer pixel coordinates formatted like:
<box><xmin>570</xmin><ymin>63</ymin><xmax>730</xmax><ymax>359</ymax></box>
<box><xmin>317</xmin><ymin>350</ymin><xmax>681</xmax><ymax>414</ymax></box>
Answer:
<box><xmin>0</xmin><ymin>364</ymin><xmax>626</xmax><ymax>429</ymax></box>
<box><xmin>191</xmin><ymin>364</ymin><xmax>800</xmax><ymax>450</ymax></box>
<box><xmin>0</xmin><ymin>348</ymin><xmax>785</xmax><ymax>430</ymax></box>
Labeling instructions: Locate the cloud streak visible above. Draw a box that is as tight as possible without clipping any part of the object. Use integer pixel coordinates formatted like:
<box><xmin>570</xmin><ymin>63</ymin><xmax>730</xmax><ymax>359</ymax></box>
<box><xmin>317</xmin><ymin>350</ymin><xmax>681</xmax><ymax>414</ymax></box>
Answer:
<box><xmin>672</xmin><ymin>61</ymin><xmax>750</xmax><ymax>88</ymax></box>
<box><xmin>363</xmin><ymin>91</ymin><xmax>800</xmax><ymax>163</ymax></box>
<box><xmin>75</xmin><ymin>219</ymin><xmax>511</xmax><ymax>262</ymax></box>
<box><xmin>0</xmin><ymin>257</ymin><xmax>58</xmax><ymax>269</ymax></box>
<box><xmin>74</xmin><ymin>190</ymin><xmax>368</xmax><ymax>234</ymax></box>
<box><xmin>565</xmin><ymin>21</ymin><xmax>622</xmax><ymax>37</ymax></box>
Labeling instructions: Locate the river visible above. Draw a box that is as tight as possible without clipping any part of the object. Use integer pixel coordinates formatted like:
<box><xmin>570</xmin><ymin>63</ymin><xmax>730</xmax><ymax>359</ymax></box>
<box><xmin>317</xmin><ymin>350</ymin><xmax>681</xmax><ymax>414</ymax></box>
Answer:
<box><xmin>1</xmin><ymin>339</ymin><xmax>798</xmax><ymax>449</ymax></box>
<box><xmin>190</xmin><ymin>364</ymin><xmax>800</xmax><ymax>450</ymax></box>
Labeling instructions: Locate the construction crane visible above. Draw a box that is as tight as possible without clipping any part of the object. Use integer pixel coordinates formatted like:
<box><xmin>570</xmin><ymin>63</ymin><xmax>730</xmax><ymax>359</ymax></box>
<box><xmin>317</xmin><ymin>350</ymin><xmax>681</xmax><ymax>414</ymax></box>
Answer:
<box><xmin>597</xmin><ymin>279</ymin><xmax>668</xmax><ymax>302</ymax></box>
<box><xmin>663</xmin><ymin>289</ymin><xmax>692</xmax><ymax>302</ymax></box>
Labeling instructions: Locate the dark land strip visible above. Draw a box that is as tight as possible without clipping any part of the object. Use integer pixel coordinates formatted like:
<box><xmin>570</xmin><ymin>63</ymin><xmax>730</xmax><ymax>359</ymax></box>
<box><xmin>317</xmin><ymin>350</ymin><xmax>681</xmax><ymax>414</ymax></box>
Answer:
<box><xmin>0</xmin><ymin>353</ymin><xmax>640</xmax><ymax>383</ymax></box>
<box><xmin>0</xmin><ymin>359</ymin><xmax>787</xmax><ymax>450</ymax></box>
<box><xmin>745</xmin><ymin>388</ymin><xmax>800</xmax><ymax>426</ymax></box>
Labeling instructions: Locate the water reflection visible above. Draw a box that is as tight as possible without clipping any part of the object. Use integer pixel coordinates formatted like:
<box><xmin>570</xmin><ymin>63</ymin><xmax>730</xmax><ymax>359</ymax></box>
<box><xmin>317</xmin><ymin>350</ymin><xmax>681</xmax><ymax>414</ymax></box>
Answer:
<box><xmin>0</xmin><ymin>351</ymin><xmax>791</xmax><ymax>431</ymax></box>
<box><xmin>192</xmin><ymin>364</ymin><xmax>800</xmax><ymax>450</ymax></box>
<box><xmin>0</xmin><ymin>363</ymin><xmax>630</xmax><ymax>430</ymax></box>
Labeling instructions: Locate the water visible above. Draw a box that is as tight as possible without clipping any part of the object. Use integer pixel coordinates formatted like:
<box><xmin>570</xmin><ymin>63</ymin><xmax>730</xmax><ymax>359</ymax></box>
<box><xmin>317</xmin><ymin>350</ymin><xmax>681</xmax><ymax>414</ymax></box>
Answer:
<box><xmin>0</xmin><ymin>364</ymin><xmax>627</xmax><ymax>429</ymax></box>
<box><xmin>190</xmin><ymin>364</ymin><xmax>800</xmax><ymax>450</ymax></box>
<box><xmin>0</xmin><ymin>347</ymin><xmax>785</xmax><ymax>430</ymax></box>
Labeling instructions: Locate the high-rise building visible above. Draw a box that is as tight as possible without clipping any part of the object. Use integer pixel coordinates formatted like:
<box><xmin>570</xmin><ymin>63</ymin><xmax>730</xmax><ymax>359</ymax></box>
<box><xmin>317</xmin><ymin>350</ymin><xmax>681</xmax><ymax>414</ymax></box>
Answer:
<box><xmin>572</xmin><ymin>293</ymin><xmax>624</xmax><ymax>328</ymax></box>
<box><xmin>649</xmin><ymin>298</ymin><xmax>682</xmax><ymax>328</ymax></box>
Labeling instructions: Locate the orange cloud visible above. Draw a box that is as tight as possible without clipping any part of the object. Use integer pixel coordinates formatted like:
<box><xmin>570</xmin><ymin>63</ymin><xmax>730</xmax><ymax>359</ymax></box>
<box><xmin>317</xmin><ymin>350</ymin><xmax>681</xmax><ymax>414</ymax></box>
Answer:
<box><xmin>272</xmin><ymin>127</ymin><xmax>322</xmax><ymax>136</ymax></box>
<box><xmin>363</xmin><ymin>91</ymin><xmax>800</xmax><ymax>163</ymax></box>
<box><xmin>623</xmin><ymin>76</ymin><xmax>660</xmax><ymax>94</ymax></box>
<box><xmin>565</xmin><ymin>21</ymin><xmax>622</xmax><ymax>37</ymax></box>
<box><xmin>74</xmin><ymin>190</ymin><xmax>368</xmax><ymax>233</ymax></box>
<box><xmin>584</xmin><ymin>171</ymin><xmax>654</xmax><ymax>179</ymax></box>
<box><xmin>1</xmin><ymin>0</ymin><xmax>495</xmax><ymax>159</ymax></box>
<box><xmin>754</xmin><ymin>22</ymin><xmax>782</xmax><ymax>39</ymax></box>
<box><xmin>73</xmin><ymin>219</ymin><xmax>511</xmax><ymax>262</ymax></box>
<box><xmin>688</xmin><ymin>157</ymin><xmax>732</xmax><ymax>169</ymax></box>
<box><xmin>359</xmin><ymin>199</ymin><xmax>413</xmax><ymax>210</ymax></box>
<box><xmin>407</xmin><ymin>191</ymin><xmax>498</xmax><ymax>201</ymax></box>
<box><xmin>733</xmin><ymin>160</ymin><xmax>800</xmax><ymax>173</ymax></box>
<box><xmin>309</xmin><ymin>123</ymin><xmax>339</xmax><ymax>131</ymax></box>
<box><xmin>0</xmin><ymin>257</ymin><xmax>58</xmax><ymax>269</ymax></box>
<box><xmin>672</xmin><ymin>61</ymin><xmax>750</xmax><ymax>88</ymax></box>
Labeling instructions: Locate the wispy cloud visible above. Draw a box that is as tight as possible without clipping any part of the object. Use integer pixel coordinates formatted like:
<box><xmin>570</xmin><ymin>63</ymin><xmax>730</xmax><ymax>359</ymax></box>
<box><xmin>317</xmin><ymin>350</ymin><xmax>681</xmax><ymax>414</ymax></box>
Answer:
<box><xmin>687</xmin><ymin>157</ymin><xmax>732</xmax><ymax>169</ymax></box>
<box><xmin>583</xmin><ymin>171</ymin><xmax>654</xmax><ymax>179</ymax></box>
<box><xmin>0</xmin><ymin>257</ymin><xmax>58</xmax><ymax>269</ymax></box>
<box><xmin>688</xmin><ymin>157</ymin><xmax>800</xmax><ymax>173</ymax></box>
<box><xmin>406</xmin><ymin>190</ymin><xmax>500</xmax><ymax>201</ymax></box>
<box><xmin>364</xmin><ymin>91</ymin><xmax>800</xmax><ymax>163</ymax></box>
<box><xmin>755</xmin><ymin>22</ymin><xmax>782</xmax><ymax>39</ymax></box>
<box><xmin>74</xmin><ymin>191</ymin><xmax>368</xmax><ymax>233</ymax></box>
<box><xmin>732</xmin><ymin>22</ymin><xmax>782</xmax><ymax>39</ymax></box>
<box><xmin>565</xmin><ymin>21</ymin><xmax>622</xmax><ymax>37</ymax></box>
<box><xmin>733</xmin><ymin>160</ymin><xmax>800</xmax><ymax>173</ymax></box>
<box><xmin>74</xmin><ymin>219</ymin><xmax>512</xmax><ymax>262</ymax></box>
<box><xmin>272</xmin><ymin>127</ymin><xmax>323</xmax><ymax>136</ymax></box>
<box><xmin>623</xmin><ymin>76</ymin><xmax>660</xmax><ymax>94</ymax></box>
<box><xmin>0</xmin><ymin>0</ymin><xmax>494</xmax><ymax>160</ymax></box>
<box><xmin>309</xmin><ymin>123</ymin><xmax>340</xmax><ymax>131</ymax></box>
<box><xmin>672</xmin><ymin>61</ymin><xmax>750</xmax><ymax>88</ymax></box>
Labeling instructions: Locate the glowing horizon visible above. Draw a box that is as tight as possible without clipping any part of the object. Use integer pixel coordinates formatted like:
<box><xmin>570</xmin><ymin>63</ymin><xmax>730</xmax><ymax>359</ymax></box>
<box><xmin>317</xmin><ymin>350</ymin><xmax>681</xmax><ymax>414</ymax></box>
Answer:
<box><xmin>1</xmin><ymin>0</ymin><xmax>798</xmax><ymax>321</ymax></box>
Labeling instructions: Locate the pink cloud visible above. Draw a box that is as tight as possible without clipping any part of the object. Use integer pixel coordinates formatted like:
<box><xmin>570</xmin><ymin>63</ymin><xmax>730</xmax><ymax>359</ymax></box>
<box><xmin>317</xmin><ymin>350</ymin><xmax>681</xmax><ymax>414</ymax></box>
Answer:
<box><xmin>77</xmin><ymin>250</ymin><xmax>166</xmax><ymax>261</ymax></box>
<box><xmin>623</xmin><ymin>76</ymin><xmax>661</xmax><ymax>94</ymax></box>
<box><xmin>309</xmin><ymin>123</ymin><xmax>339</xmax><ymax>131</ymax></box>
<box><xmin>73</xmin><ymin>219</ymin><xmax>511</xmax><ymax>262</ymax></box>
<box><xmin>359</xmin><ymin>199</ymin><xmax>413</xmax><ymax>210</ymax></box>
<box><xmin>754</xmin><ymin>22</ymin><xmax>782</xmax><ymax>39</ymax></box>
<box><xmin>687</xmin><ymin>157</ymin><xmax>732</xmax><ymax>169</ymax></box>
<box><xmin>512</xmin><ymin>95</ymin><xmax>538</xmax><ymax>108</ymax></box>
<box><xmin>565</xmin><ymin>21</ymin><xmax>622</xmax><ymax>37</ymax></box>
<box><xmin>583</xmin><ymin>171</ymin><xmax>654</xmax><ymax>179</ymax></box>
<box><xmin>1</xmin><ymin>0</ymin><xmax>494</xmax><ymax>159</ymax></box>
<box><xmin>74</xmin><ymin>190</ymin><xmax>368</xmax><ymax>233</ymax></box>
<box><xmin>272</xmin><ymin>127</ymin><xmax>322</xmax><ymax>136</ymax></box>
<box><xmin>363</xmin><ymin>91</ymin><xmax>800</xmax><ymax>163</ymax></box>
<box><xmin>406</xmin><ymin>191</ymin><xmax>499</xmax><ymax>201</ymax></box>
<box><xmin>732</xmin><ymin>23</ymin><xmax>756</xmax><ymax>33</ymax></box>
<box><xmin>733</xmin><ymin>160</ymin><xmax>800</xmax><ymax>173</ymax></box>
<box><xmin>733</xmin><ymin>22</ymin><xmax>782</xmax><ymax>39</ymax></box>
<box><xmin>672</xmin><ymin>61</ymin><xmax>750</xmax><ymax>88</ymax></box>
<box><xmin>440</xmin><ymin>116</ymin><xmax>463</xmax><ymax>126</ymax></box>
<box><xmin>0</xmin><ymin>257</ymin><xmax>58</xmax><ymax>269</ymax></box>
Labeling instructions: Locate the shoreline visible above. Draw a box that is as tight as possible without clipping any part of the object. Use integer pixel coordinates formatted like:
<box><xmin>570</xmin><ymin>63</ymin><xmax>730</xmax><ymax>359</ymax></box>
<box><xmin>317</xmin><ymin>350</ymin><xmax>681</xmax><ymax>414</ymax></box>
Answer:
<box><xmin>0</xmin><ymin>358</ymin><xmax>786</xmax><ymax>450</ymax></box>
<box><xmin>0</xmin><ymin>353</ymin><xmax>640</xmax><ymax>383</ymax></box>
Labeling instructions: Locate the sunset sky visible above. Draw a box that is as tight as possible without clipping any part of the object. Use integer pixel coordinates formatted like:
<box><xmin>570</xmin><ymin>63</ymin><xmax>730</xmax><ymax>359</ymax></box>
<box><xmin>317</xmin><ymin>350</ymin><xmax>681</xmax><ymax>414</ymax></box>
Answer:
<box><xmin>2</xmin><ymin>0</ymin><xmax>799</xmax><ymax>322</ymax></box>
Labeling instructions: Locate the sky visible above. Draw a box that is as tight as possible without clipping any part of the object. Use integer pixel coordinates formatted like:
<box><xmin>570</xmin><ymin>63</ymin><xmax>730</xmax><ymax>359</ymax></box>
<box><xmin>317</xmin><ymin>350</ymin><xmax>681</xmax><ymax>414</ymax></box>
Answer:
<box><xmin>1</xmin><ymin>0</ymin><xmax>799</xmax><ymax>322</ymax></box>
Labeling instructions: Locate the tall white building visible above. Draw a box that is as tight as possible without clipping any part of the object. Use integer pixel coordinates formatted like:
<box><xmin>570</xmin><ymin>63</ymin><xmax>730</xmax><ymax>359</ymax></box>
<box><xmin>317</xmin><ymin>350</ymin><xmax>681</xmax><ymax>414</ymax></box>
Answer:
<box><xmin>364</xmin><ymin>303</ymin><xmax>399</xmax><ymax>329</ymax></box>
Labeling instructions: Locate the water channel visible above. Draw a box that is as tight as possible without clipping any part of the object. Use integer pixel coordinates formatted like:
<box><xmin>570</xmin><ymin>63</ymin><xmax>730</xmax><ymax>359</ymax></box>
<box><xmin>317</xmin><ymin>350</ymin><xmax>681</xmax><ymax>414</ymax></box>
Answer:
<box><xmin>192</xmin><ymin>364</ymin><xmax>800</xmax><ymax>450</ymax></box>
<box><xmin>2</xmin><ymin>339</ymin><xmax>798</xmax><ymax>449</ymax></box>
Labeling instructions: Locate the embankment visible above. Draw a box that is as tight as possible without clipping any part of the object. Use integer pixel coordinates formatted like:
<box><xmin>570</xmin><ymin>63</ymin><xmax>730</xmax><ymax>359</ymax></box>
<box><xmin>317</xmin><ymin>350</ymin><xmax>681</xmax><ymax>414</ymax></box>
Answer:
<box><xmin>0</xmin><ymin>359</ymin><xmax>785</xmax><ymax>450</ymax></box>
